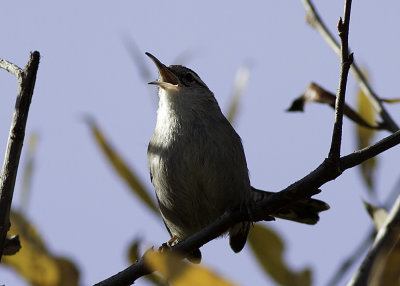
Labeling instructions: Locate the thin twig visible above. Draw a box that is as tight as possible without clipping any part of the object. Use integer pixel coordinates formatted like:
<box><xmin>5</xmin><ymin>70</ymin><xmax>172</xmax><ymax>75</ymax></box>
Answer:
<box><xmin>328</xmin><ymin>0</ymin><xmax>353</xmax><ymax>161</ymax></box>
<box><xmin>302</xmin><ymin>0</ymin><xmax>399</xmax><ymax>133</ymax></box>
<box><xmin>95</xmin><ymin>128</ymin><xmax>400</xmax><ymax>285</ymax></box>
<box><xmin>0</xmin><ymin>51</ymin><xmax>40</xmax><ymax>260</ymax></box>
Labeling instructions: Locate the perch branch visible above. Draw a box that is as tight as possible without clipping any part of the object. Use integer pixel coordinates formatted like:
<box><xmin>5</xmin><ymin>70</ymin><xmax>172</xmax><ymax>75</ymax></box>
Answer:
<box><xmin>0</xmin><ymin>51</ymin><xmax>40</xmax><ymax>260</ymax></box>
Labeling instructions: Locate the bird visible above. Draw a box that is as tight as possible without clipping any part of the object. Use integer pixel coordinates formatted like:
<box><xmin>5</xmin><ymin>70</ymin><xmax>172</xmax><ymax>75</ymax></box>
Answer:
<box><xmin>145</xmin><ymin>52</ymin><xmax>329</xmax><ymax>262</ymax></box>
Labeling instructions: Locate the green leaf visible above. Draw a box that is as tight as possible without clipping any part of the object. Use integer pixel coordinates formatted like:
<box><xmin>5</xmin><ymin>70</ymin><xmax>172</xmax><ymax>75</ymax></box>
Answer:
<box><xmin>85</xmin><ymin>117</ymin><xmax>158</xmax><ymax>214</ymax></box>
<box><xmin>248</xmin><ymin>224</ymin><xmax>312</xmax><ymax>286</ymax></box>
<box><xmin>226</xmin><ymin>64</ymin><xmax>250</xmax><ymax>125</ymax></box>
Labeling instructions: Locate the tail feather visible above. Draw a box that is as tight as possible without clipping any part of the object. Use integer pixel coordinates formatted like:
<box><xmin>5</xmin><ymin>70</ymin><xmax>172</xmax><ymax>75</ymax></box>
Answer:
<box><xmin>229</xmin><ymin>222</ymin><xmax>250</xmax><ymax>253</ymax></box>
<box><xmin>251</xmin><ymin>187</ymin><xmax>330</xmax><ymax>225</ymax></box>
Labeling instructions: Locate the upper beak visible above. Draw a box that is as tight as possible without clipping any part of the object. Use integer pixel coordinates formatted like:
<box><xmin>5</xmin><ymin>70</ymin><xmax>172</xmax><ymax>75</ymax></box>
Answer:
<box><xmin>145</xmin><ymin>52</ymin><xmax>179</xmax><ymax>89</ymax></box>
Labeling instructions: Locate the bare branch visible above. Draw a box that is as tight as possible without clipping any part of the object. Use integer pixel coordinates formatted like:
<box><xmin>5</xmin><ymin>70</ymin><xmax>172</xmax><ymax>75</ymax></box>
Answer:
<box><xmin>0</xmin><ymin>58</ymin><xmax>23</xmax><ymax>79</ymax></box>
<box><xmin>0</xmin><ymin>51</ymin><xmax>40</xmax><ymax>260</ymax></box>
<box><xmin>328</xmin><ymin>0</ymin><xmax>353</xmax><ymax>161</ymax></box>
<box><xmin>302</xmin><ymin>0</ymin><xmax>399</xmax><ymax>133</ymax></box>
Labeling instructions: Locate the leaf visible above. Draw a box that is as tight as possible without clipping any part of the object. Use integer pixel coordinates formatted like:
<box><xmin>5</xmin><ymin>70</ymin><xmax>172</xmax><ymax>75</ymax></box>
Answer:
<box><xmin>85</xmin><ymin>117</ymin><xmax>158</xmax><ymax>214</ymax></box>
<box><xmin>226</xmin><ymin>64</ymin><xmax>251</xmax><ymax>125</ymax></box>
<box><xmin>369</xmin><ymin>227</ymin><xmax>400</xmax><ymax>286</ymax></box>
<box><xmin>128</xmin><ymin>239</ymin><xmax>167</xmax><ymax>285</ymax></box>
<box><xmin>122</xmin><ymin>36</ymin><xmax>152</xmax><ymax>82</ymax></box>
<box><xmin>356</xmin><ymin>74</ymin><xmax>378</xmax><ymax>192</ymax></box>
<box><xmin>144</xmin><ymin>249</ymin><xmax>235</xmax><ymax>286</ymax></box>
<box><xmin>380</xmin><ymin>98</ymin><xmax>400</xmax><ymax>104</ymax></box>
<box><xmin>20</xmin><ymin>133</ymin><xmax>39</xmax><ymax>213</ymax></box>
<box><xmin>363</xmin><ymin>200</ymin><xmax>388</xmax><ymax>231</ymax></box>
<box><xmin>3</xmin><ymin>210</ymin><xmax>79</xmax><ymax>286</ymax></box>
<box><xmin>287</xmin><ymin>82</ymin><xmax>382</xmax><ymax>130</ymax></box>
<box><xmin>248</xmin><ymin>224</ymin><xmax>311</xmax><ymax>286</ymax></box>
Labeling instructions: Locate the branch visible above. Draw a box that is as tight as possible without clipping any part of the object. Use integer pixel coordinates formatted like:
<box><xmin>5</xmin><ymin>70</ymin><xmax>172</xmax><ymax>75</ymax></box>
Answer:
<box><xmin>95</xmin><ymin>128</ymin><xmax>400</xmax><ymax>285</ymax></box>
<box><xmin>0</xmin><ymin>51</ymin><xmax>40</xmax><ymax>260</ymax></box>
<box><xmin>302</xmin><ymin>0</ymin><xmax>399</xmax><ymax>133</ymax></box>
<box><xmin>328</xmin><ymin>0</ymin><xmax>353</xmax><ymax>161</ymax></box>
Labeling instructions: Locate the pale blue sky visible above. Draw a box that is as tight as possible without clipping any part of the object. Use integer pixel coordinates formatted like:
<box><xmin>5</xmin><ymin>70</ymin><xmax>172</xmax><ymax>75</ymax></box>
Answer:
<box><xmin>1</xmin><ymin>1</ymin><xmax>400</xmax><ymax>285</ymax></box>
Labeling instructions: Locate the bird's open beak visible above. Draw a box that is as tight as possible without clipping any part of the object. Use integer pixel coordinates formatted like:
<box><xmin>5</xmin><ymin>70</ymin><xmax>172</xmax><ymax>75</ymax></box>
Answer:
<box><xmin>146</xmin><ymin>52</ymin><xmax>180</xmax><ymax>90</ymax></box>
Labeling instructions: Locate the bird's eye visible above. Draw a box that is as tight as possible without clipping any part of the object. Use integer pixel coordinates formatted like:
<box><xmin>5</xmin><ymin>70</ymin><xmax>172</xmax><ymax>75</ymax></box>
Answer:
<box><xmin>185</xmin><ymin>73</ymin><xmax>194</xmax><ymax>83</ymax></box>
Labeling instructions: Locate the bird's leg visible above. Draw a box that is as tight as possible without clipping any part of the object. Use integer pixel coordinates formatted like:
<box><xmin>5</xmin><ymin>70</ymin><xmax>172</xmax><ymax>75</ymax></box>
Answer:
<box><xmin>159</xmin><ymin>235</ymin><xmax>178</xmax><ymax>253</ymax></box>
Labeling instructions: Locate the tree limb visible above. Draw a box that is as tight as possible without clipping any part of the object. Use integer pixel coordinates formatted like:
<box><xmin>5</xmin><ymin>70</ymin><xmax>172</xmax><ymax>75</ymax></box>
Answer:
<box><xmin>0</xmin><ymin>51</ymin><xmax>40</xmax><ymax>260</ymax></box>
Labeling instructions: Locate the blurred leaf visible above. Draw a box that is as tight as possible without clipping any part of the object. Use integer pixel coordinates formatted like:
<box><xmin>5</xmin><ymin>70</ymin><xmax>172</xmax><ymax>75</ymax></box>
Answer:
<box><xmin>363</xmin><ymin>200</ymin><xmax>388</xmax><ymax>231</ymax></box>
<box><xmin>128</xmin><ymin>239</ymin><xmax>167</xmax><ymax>285</ymax></box>
<box><xmin>226</xmin><ymin>64</ymin><xmax>251</xmax><ymax>125</ymax></box>
<box><xmin>369</xmin><ymin>227</ymin><xmax>400</xmax><ymax>286</ymax></box>
<box><xmin>380</xmin><ymin>98</ymin><xmax>400</xmax><ymax>104</ymax></box>
<box><xmin>20</xmin><ymin>133</ymin><xmax>39</xmax><ymax>213</ymax></box>
<box><xmin>144</xmin><ymin>249</ymin><xmax>234</xmax><ymax>286</ymax></box>
<box><xmin>248</xmin><ymin>224</ymin><xmax>311</xmax><ymax>286</ymax></box>
<box><xmin>122</xmin><ymin>36</ymin><xmax>152</xmax><ymax>82</ymax></box>
<box><xmin>128</xmin><ymin>239</ymin><xmax>141</xmax><ymax>264</ymax></box>
<box><xmin>3</xmin><ymin>210</ymin><xmax>79</xmax><ymax>286</ymax></box>
<box><xmin>288</xmin><ymin>82</ymin><xmax>382</xmax><ymax>130</ymax></box>
<box><xmin>356</xmin><ymin>73</ymin><xmax>378</xmax><ymax>192</ymax></box>
<box><xmin>86</xmin><ymin>117</ymin><xmax>158</xmax><ymax>214</ymax></box>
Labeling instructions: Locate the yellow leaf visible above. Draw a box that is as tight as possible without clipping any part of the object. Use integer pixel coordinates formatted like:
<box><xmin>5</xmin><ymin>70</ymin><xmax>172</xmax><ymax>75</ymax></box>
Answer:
<box><xmin>248</xmin><ymin>224</ymin><xmax>311</xmax><ymax>286</ymax></box>
<box><xmin>127</xmin><ymin>239</ymin><xmax>166</xmax><ymax>285</ymax></box>
<box><xmin>3</xmin><ymin>210</ymin><xmax>79</xmax><ymax>286</ymax></box>
<box><xmin>144</xmin><ymin>250</ymin><xmax>235</xmax><ymax>286</ymax></box>
<box><xmin>355</xmin><ymin>72</ymin><xmax>377</xmax><ymax>192</ymax></box>
<box><xmin>369</xmin><ymin>227</ymin><xmax>400</xmax><ymax>286</ymax></box>
<box><xmin>85</xmin><ymin>117</ymin><xmax>158</xmax><ymax>214</ymax></box>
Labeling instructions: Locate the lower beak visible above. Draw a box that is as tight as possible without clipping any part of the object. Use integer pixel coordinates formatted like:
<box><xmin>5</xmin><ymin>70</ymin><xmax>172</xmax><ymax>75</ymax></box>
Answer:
<box><xmin>146</xmin><ymin>52</ymin><xmax>179</xmax><ymax>88</ymax></box>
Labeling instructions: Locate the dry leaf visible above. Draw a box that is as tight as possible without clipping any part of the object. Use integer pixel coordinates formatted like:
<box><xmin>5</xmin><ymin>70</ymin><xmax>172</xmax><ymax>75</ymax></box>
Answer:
<box><xmin>287</xmin><ymin>82</ymin><xmax>381</xmax><ymax>130</ymax></box>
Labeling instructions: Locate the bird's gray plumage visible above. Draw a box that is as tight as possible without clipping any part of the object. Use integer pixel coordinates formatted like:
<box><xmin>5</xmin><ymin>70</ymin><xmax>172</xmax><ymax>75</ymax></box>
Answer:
<box><xmin>145</xmin><ymin>52</ymin><xmax>329</xmax><ymax>262</ymax></box>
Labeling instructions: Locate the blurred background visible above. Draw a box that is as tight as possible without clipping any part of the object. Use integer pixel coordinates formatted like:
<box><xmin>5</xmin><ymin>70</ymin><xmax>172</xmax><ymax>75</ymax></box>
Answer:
<box><xmin>1</xmin><ymin>1</ymin><xmax>400</xmax><ymax>285</ymax></box>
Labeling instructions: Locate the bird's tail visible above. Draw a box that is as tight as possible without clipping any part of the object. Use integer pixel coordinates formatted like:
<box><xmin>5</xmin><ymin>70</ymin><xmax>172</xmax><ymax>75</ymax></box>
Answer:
<box><xmin>251</xmin><ymin>187</ymin><xmax>330</xmax><ymax>225</ymax></box>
